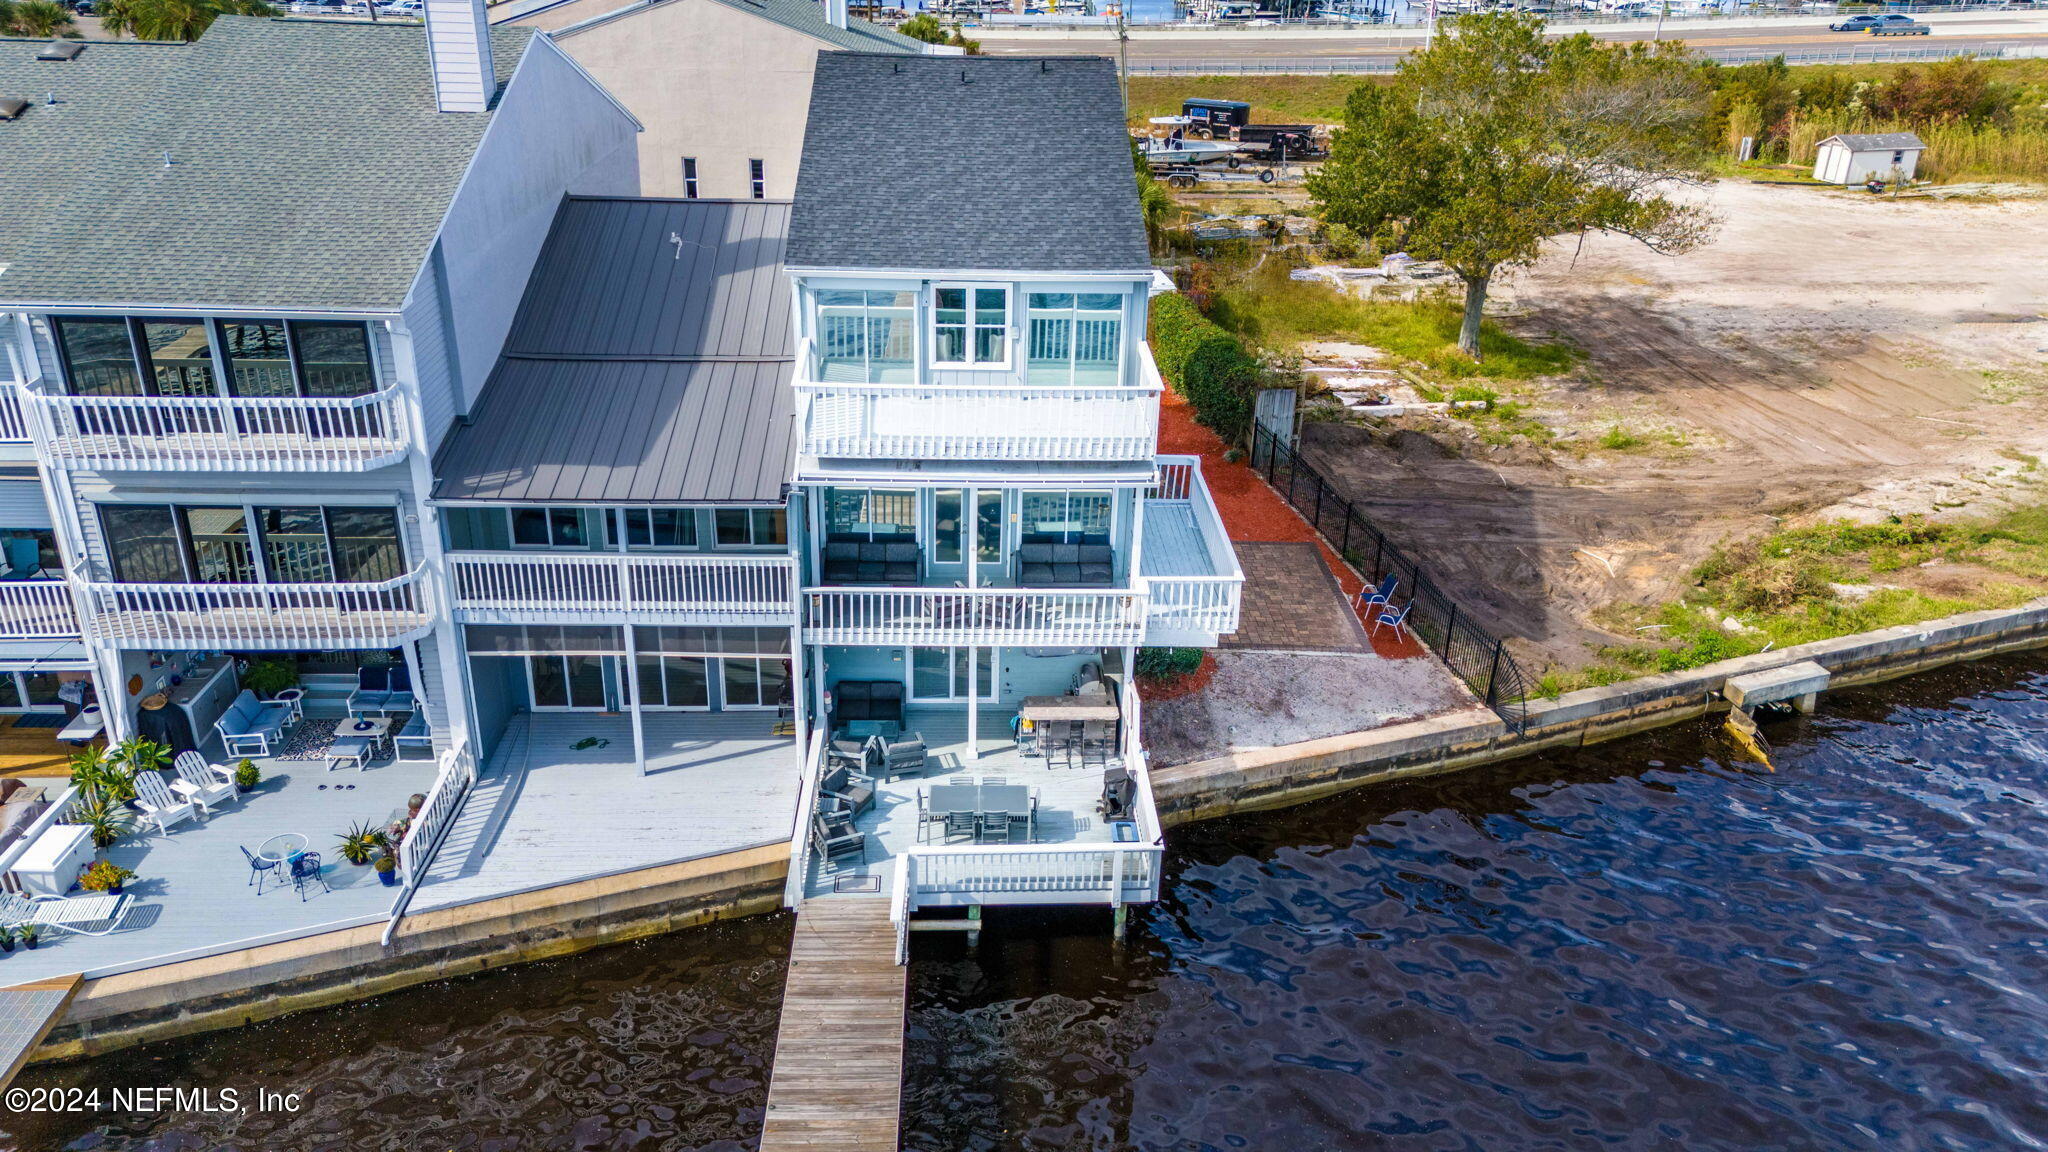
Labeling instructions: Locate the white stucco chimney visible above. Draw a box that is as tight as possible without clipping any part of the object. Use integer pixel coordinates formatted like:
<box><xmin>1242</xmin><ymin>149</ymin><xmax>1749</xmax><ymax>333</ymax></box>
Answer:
<box><xmin>823</xmin><ymin>0</ymin><xmax>848</xmax><ymax>29</ymax></box>
<box><xmin>425</xmin><ymin>0</ymin><xmax>496</xmax><ymax>113</ymax></box>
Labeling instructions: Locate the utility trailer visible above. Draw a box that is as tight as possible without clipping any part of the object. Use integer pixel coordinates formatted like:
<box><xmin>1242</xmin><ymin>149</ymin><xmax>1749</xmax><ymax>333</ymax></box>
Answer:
<box><xmin>1157</xmin><ymin>164</ymin><xmax>1279</xmax><ymax>189</ymax></box>
<box><xmin>1180</xmin><ymin>99</ymin><xmax>1327</xmax><ymax>160</ymax></box>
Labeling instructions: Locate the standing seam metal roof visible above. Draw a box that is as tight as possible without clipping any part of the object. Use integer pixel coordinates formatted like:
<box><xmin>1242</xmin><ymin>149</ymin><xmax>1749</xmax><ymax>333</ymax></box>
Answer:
<box><xmin>433</xmin><ymin>198</ymin><xmax>795</xmax><ymax>505</ymax></box>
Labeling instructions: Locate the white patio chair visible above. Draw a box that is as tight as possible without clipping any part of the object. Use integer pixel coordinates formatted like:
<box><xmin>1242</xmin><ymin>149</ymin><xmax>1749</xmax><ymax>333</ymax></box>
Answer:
<box><xmin>170</xmin><ymin>751</ymin><xmax>236</xmax><ymax>814</ymax></box>
<box><xmin>133</xmin><ymin>769</ymin><xmax>199</xmax><ymax>833</ymax></box>
<box><xmin>0</xmin><ymin>892</ymin><xmax>131</xmax><ymax>937</ymax></box>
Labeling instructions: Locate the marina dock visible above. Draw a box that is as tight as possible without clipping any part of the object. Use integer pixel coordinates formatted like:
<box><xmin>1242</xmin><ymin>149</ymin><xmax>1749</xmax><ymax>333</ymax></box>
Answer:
<box><xmin>760</xmin><ymin>899</ymin><xmax>906</xmax><ymax>1152</ymax></box>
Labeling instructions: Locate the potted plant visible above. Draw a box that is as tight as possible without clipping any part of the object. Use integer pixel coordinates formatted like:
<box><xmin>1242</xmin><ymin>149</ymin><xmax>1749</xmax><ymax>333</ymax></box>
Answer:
<box><xmin>373</xmin><ymin>852</ymin><xmax>398</xmax><ymax>887</ymax></box>
<box><xmin>233</xmin><ymin>758</ymin><xmax>261</xmax><ymax>793</ymax></box>
<box><xmin>68</xmin><ymin>747</ymin><xmax>136</xmax><ymax>805</ymax></box>
<box><xmin>337</xmin><ymin>822</ymin><xmax>387</xmax><ymax>866</ymax></box>
<box><xmin>243</xmin><ymin>659</ymin><xmax>299</xmax><ymax>699</ymax></box>
<box><xmin>78</xmin><ymin>859</ymin><xmax>134</xmax><ymax>895</ymax></box>
<box><xmin>68</xmin><ymin>788</ymin><xmax>134</xmax><ymax>849</ymax></box>
<box><xmin>107</xmin><ymin>736</ymin><xmax>171</xmax><ymax>780</ymax></box>
<box><xmin>20</xmin><ymin>925</ymin><xmax>41</xmax><ymax>951</ymax></box>
<box><xmin>0</xmin><ymin>925</ymin><xmax>17</xmax><ymax>954</ymax></box>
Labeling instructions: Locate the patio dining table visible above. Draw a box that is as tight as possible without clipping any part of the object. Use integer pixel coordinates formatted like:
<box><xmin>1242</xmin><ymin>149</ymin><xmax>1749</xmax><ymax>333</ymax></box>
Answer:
<box><xmin>927</xmin><ymin>783</ymin><xmax>1033</xmax><ymax>842</ymax></box>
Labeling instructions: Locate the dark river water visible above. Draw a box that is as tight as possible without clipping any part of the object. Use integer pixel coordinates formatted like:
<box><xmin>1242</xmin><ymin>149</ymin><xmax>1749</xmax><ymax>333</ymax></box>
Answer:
<box><xmin>7</xmin><ymin>653</ymin><xmax>2047</xmax><ymax>1151</ymax></box>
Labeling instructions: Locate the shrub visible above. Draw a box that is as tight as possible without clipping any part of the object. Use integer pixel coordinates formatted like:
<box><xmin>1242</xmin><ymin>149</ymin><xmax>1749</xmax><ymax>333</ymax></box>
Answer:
<box><xmin>1135</xmin><ymin>647</ymin><xmax>1204</xmax><ymax>682</ymax></box>
<box><xmin>242</xmin><ymin>658</ymin><xmax>298</xmax><ymax>698</ymax></box>
<box><xmin>1149</xmin><ymin>293</ymin><xmax>1259</xmax><ymax>440</ymax></box>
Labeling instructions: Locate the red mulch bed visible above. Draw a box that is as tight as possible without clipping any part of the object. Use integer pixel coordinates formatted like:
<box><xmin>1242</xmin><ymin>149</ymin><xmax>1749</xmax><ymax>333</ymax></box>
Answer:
<box><xmin>1160</xmin><ymin>389</ymin><xmax>1429</xmax><ymax>659</ymax></box>
<box><xmin>1134</xmin><ymin>651</ymin><xmax>1218</xmax><ymax>702</ymax></box>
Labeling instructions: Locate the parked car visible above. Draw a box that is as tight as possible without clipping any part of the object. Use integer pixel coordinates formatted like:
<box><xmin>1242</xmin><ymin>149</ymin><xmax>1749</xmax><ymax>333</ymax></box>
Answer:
<box><xmin>1868</xmin><ymin>14</ymin><xmax>1931</xmax><ymax>32</ymax></box>
<box><xmin>1829</xmin><ymin>12</ymin><xmax>1923</xmax><ymax>30</ymax></box>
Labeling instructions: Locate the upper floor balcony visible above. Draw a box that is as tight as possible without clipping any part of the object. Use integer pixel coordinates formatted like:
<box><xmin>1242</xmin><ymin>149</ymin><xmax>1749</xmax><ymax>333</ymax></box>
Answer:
<box><xmin>73</xmin><ymin>566</ymin><xmax>433</xmax><ymax>650</ymax></box>
<box><xmin>1141</xmin><ymin>456</ymin><xmax>1244</xmax><ymax>646</ymax></box>
<box><xmin>792</xmin><ymin>338</ymin><xmax>1162</xmax><ymax>468</ymax></box>
<box><xmin>24</xmin><ymin>384</ymin><xmax>411</xmax><ymax>473</ymax></box>
<box><xmin>802</xmin><ymin>586</ymin><xmax>1148</xmax><ymax>648</ymax></box>
<box><xmin>446</xmin><ymin>551</ymin><xmax>797</xmax><ymax>626</ymax></box>
<box><xmin>0</xmin><ymin>579</ymin><xmax>81</xmax><ymax>641</ymax></box>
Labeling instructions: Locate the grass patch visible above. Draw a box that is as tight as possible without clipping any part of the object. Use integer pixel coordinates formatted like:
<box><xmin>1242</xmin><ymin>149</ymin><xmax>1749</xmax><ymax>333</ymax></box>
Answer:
<box><xmin>1545</xmin><ymin>505</ymin><xmax>2048</xmax><ymax>691</ymax></box>
<box><xmin>1206</xmin><ymin>261</ymin><xmax>1579</xmax><ymax>382</ymax></box>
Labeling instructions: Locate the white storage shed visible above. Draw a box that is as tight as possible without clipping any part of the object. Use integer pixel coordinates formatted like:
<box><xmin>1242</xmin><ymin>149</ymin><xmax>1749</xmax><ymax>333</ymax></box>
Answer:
<box><xmin>1813</xmin><ymin>132</ymin><xmax>1926</xmax><ymax>186</ymax></box>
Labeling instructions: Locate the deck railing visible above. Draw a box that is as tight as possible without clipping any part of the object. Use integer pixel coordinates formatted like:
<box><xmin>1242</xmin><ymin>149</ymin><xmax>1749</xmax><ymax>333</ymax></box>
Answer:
<box><xmin>448</xmin><ymin>551</ymin><xmax>796</xmax><ymax>622</ymax></box>
<box><xmin>25</xmin><ymin>385</ymin><xmax>410</xmax><ymax>471</ymax></box>
<box><xmin>384</xmin><ymin>741</ymin><xmax>479</xmax><ymax>946</ymax></box>
<box><xmin>0</xmin><ymin>384</ymin><xmax>29</xmax><ymax>444</ymax></box>
<box><xmin>793</xmin><ymin>340</ymin><xmax>1162</xmax><ymax>463</ymax></box>
<box><xmin>0</xmin><ymin>579</ymin><xmax>82</xmax><ymax>640</ymax></box>
<box><xmin>785</xmin><ymin>729</ymin><xmax>829</xmax><ymax>910</ymax></box>
<box><xmin>1143</xmin><ymin>454</ymin><xmax>1244</xmax><ymax>640</ymax></box>
<box><xmin>803</xmin><ymin>586</ymin><xmax>1147</xmax><ymax>647</ymax></box>
<box><xmin>76</xmin><ymin>567</ymin><xmax>432</xmax><ymax>649</ymax></box>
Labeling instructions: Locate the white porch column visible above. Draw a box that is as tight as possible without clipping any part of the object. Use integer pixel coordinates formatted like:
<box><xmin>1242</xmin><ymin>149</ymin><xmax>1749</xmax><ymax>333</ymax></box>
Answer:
<box><xmin>811</xmin><ymin>643</ymin><xmax>827</xmax><ymax>731</ymax></box>
<box><xmin>964</xmin><ymin>486</ymin><xmax>977</xmax><ymax>590</ymax></box>
<box><xmin>964</xmin><ymin>644</ymin><xmax>978</xmax><ymax>762</ymax></box>
<box><xmin>623</xmin><ymin>625</ymin><xmax>645</xmax><ymax>776</ymax></box>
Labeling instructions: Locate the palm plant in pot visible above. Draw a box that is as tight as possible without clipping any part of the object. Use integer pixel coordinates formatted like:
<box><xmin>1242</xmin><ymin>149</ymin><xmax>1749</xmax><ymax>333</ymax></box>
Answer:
<box><xmin>336</xmin><ymin>822</ymin><xmax>388</xmax><ymax>866</ymax></box>
<box><xmin>68</xmin><ymin>787</ymin><xmax>134</xmax><ymax>849</ymax></box>
<box><xmin>20</xmin><ymin>924</ymin><xmax>41</xmax><ymax>951</ymax></box>
<box><xmin>68</xmin><ymin>747</ymin><xmax>135</xmax><ymax>805</ymax></box>
<box><xmin>0</xmin><ymin>925</ymin><xmax>17</xmax><ymax>954</ymax></box>
<box><xmin>107</xmin><ymin>736</ymin><xmax>172</xmax><ymax>785</ymax></box>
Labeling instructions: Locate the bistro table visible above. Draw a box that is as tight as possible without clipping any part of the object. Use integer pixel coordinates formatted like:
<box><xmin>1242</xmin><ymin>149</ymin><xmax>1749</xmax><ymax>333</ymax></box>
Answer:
<box><xmin>926</xmin><ymin>783</ymin><xmax>1033</xmax><ymax>843</ymax></box>
<box><xmin>255</xmin><ymin>832</ymin><xmax>308</xmax><ymax>867</ymax></box>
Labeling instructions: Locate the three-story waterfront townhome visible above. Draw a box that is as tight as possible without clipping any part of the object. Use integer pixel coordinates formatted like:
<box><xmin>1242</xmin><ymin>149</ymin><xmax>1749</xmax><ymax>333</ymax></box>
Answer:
<box><xmin>779</xmin><ymin>54</ymin><xmax>1242</xmax><ymax>939</ymax></box>
<box><xmin>0</xmin><ymin>8</ymin><xmax>638</xmax><ymax>781</ymax></box>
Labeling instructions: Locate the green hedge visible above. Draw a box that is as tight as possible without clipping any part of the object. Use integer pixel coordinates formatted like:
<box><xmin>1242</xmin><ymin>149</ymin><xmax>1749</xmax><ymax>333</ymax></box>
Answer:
<box><xmin>1149</xmin><ymin>292</ymin><xmax>1258</xmax><ymax>441</ymax></box>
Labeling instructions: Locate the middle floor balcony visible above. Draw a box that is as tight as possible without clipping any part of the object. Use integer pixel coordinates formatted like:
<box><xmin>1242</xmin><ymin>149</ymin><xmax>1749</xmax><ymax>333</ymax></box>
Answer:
<box><xmin>74</xmin><ymin>566</ymin><xmax>433</xmax><ymax>650</ymax></box>
<box><xmin>446</xmin><ymin>551</ymin><xmax>798</xmax><ymax>626</ymax></box>
<box><xmin>24</xmin><ymin>385</ymin><xmax>412</xmax><ymax>472</ymax></box>
<box><xmin>802</xmin><ymin>586</ymin><xmax>1149</xmax><ymax>648</ymax></box>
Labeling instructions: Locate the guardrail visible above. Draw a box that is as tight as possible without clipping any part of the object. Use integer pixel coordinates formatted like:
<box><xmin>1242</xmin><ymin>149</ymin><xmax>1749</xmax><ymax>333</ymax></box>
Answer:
<box><xmin>383</xmin><ymin>741</ymin><xmax>479</xmax><ymax>946</ymax></box>
<box><xmin>803</xmin><ymin>586</ymin><xmax>1149</xmax><ymax>647</ymax></box>
<box><xmin>447</xmin><ymin>551</ymin><xmax>797</xmax><ymax>622</ymax></box>
<box><xmin>0</xmin><ymin>580</ymin><xmax>81</xmax><ymax>641</ymax></box>
<box><xmin>889</xmin><ymin>839</ymin><xmax>1164</xmax><ymax>963</ymax></box>
<box><xmin>1252</xmin><ymin>424</ymin><xmax>1533</xmax><ymax>731</ymax></box>
<box><xmin>0</xmin><ymin>385</ymin><xmax>28</xmax><ymax>444</ymax></box>
<box><xmin>77</xmin><ymin>568</ymin><xmax>433</xmax><ymax>649</ymax></box>
<box><xmin>784</xmin><ymin>729</ymin><xmax>829</xmax><ymax>910</ymax></box>
<box><xmin>1128</xmin><ymin>41</ymin><xmax>2048</xmax><ymax>74</ymax></box>
<box><xmin>25</xmin><ymin>385</ymin><xmax>411</xmax><ymax>471</ymax></box>
<box><xmin>1143</xmin><ymin>454</ymin><xmax>1244</xmax><ymax>641</ymax></box>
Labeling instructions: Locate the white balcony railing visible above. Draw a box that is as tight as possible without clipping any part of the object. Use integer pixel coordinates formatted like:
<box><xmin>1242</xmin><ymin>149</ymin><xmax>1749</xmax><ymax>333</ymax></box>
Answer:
<box><xmin>1142</xmin><ymin>455</ymin><xmax>1243</xmax><ymax>641</ymax></box>
<box><xmin>0</xmin><ymin>385</ymin><xmax>29</xmax><ymax>444</ymax></box>
<box><xmin>25</xmin><ymin>385</ymin><xmax>410</xmax><ymax>471</ymax></box>
<box><xmin>803</xmin><ymin>586</ymin><xmax>1147</xmax><ymax>647</ymax></box>
<box><xmin>447</xmin><ymin>551</ymin><xmax>796</xmax><ymax>623</ymax></box>
<box><xmin>793</xmin><ymin>340</ymin><xmax>1162</xmax><ymax>463</ymax></box>
<box><xmin>0</xmin><ymin>580</ymin><xmax>81</xmax><ymax>640</ymax></box>
<box><xmin>76</xmin><ymin>568</ymin><xmax>432</xmax><ymax>649</ymax></box>
<box><xmin>385</xmin><ymin>740</ymin><xmax>479</xmax><ymax>945</ymax></box>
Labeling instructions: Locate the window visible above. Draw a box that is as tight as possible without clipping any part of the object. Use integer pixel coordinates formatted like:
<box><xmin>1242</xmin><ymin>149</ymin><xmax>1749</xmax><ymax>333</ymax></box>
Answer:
<box><xmin>721</xmin><ymin>656</ymin><xmax>788</xmax><ymax>708</ymax></box>
<box><xmin>52</xmin><ymin>318</ymin><xmax>141</xmax><ymax>396</ymax></box>
<box><xmin>0</xmin><ymin>529</ymin><xmax>57</xmax><ymax>575</ymax></box>
<box><xmin>934</xmin><ymin>490</ymin><xmax>964</xmax><ymax>564</ymax></box>
<box><xmin>99</xmin><ymin>505</ymin><xmax>184</xmax><ymax>583</ymax></box>
<box><xmin>1027</xmin><ymin>292</ymin><xmax>1123</xmax><ymax>386</ymax></box>
<box><xmin>218</xmin><ymin>320</ymin><xmax>294</xmax><ymax>398</ymax></box>
<box><xmin>749</xmin><ymin>158</ymin><xmax>765</xmax><ymax>200</ymax></box>
<box><xmin>623</xmin><ymin>508</ymin><xmax>697</xmax><ymax>549</ymax></box>
<box><xmin>909</xmin><ymin>647</ymin><xmax>995</xmax><ymax>701</ymax></box>
<box><xmin>815</xmin><ymin>289</ymin><xmax>916</xmax><ymax>383</ymax></box>
<box><xmin>529</xmin><ymin>654</ymin><xmax>609</xmax><ymax>710</ymax></box>
<box><xmin>98</xmin><ymin>503</ymin><xmax>405</xmax><ymax>585</ymax></box>
<box><xmin>933</xmin><ymin>285</ymin><xmax>1009</xmax><ymax>367</ymax></box>
<box><xmin>636</xmin><ymin>654</ymin><xmax>710</xmax><ymax>708</ymax></box>
<box><xmin>977</xmin><ymin>491</ymin><xmax>1004</xmax><ymax>563</ymax></box>
<box><xmin>681</xmin><ymin>157</ymin><xmax>699</xmax><ymax>199</ymax></box>
<box><xmin>289</xmin><ymin>321</ymin><xmax>375</xmax><ymax>397</ymax></box>
<box><xmin>822</xmin><ymin>489</ymin><xmax>914</xmax><ymax>542</ymax></box>
<box><xmin>509</xmin><ymin>507</ymin><xmax>594</xmax><ymax>549</ymax></box>
<box><xmin>716</xmin><ymin>507</ymin><xmax>787</xmax><ymax>548</ymax></box>
<box><xmin>1021</xmin><ymin>490</ymin><xmax>1112</xmax><ymax>545</ymax></box>
<box><xmin>138</xmin><ymin>320</ymin><xmax>217</xmax><ymax>398</ymax></box>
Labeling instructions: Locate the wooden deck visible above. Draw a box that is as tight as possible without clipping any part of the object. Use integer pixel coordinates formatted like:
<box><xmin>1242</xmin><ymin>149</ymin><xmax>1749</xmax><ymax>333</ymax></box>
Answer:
<box><xmin>760</xmin><ymin>899</ymin><xmax>906</xmax><ymax>1152</ymax></box>
<box><xmin>0</xmin><ymin>973</ymin><xmax>81</xmax><ymax>1089</ymax></box>
<box><xmin>0</xmin><ymin>714</ymin><xmax>92</xmax><ymax>778</ymax></box>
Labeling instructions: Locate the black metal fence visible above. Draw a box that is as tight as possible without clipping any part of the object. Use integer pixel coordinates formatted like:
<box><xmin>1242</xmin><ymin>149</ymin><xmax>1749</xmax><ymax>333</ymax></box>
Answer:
<box><xmin>1251</xmin><ymin>425</ymin><xmax>1534</xmax><ymax>732</ymax></box>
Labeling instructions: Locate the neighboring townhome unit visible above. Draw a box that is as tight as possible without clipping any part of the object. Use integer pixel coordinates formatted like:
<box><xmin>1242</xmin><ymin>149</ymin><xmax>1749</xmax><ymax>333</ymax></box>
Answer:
<box><xmin>504</xmin><ymin>0</ymin><xmax>926</xmax><ymax>200</ymax></box>
<box><xmin>781</xmin><ymin>54</ymin><xmax>1243</xmax><ymax>933</ymax></box>
<box><xmin>0</xmin><ymin>12</ymin><xmax>638</xmax><ymax>781</ymax></box>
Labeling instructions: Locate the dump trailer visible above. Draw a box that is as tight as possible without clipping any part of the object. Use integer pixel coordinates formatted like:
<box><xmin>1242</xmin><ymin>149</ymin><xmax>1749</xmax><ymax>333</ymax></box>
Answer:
<box><xmin>1180</xmin><ymin>99</ymin><xmax>1327</xmax><ymax>160</ymax></box>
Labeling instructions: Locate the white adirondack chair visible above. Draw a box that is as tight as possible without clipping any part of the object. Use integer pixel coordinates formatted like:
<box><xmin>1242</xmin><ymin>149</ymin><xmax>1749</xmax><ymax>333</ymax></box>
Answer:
<box><xmin>133</xmin><ymin>769</ymin><xmax>199</xmax><ymax>834</ymax></box>
<box><xmin>170</xmin><ymin>751</ymin><xmax>236</xmax><ymax>814</ymax></box>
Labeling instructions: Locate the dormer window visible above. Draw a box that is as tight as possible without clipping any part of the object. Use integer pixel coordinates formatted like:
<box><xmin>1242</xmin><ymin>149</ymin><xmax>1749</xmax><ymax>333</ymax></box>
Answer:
<box><xmin>932</xmin><ymin>284</ymin><xmax>1009</xmax><ymax>369</ymax></box>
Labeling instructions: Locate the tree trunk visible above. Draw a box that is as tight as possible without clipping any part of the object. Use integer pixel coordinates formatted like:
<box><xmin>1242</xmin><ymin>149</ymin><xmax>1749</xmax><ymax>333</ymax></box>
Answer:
<box><xmin>1458</xmin><ymin>272</ymin><xmax>1490</xmax><ymax>360</ymax></box>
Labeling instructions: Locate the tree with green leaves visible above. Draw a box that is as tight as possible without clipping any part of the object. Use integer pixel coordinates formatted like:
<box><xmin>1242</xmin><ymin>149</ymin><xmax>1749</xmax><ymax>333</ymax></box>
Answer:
<box><xmin>96</xmin><ymin>0</ymin><xmax>276</xmax><ymax>42</ymax></box>
<box><xmin>1308</xmin><ymin>13</ymin><xmax>1717</xmax><ymax>359</ymax></box>
<box><xmin>896</xmin><ymin>12</ymin><xmax>945</xmax><ymax>43</ymax></box>
<box><xmin>1</xmin><ymin>0</ymin><xmax>76</xmax><ymax>36</ymax></box>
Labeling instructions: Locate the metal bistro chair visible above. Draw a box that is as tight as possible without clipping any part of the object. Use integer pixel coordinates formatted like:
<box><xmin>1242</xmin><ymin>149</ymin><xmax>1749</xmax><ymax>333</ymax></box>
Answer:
<box><xmin>942</xmin><ymin>811</ymin><xmax>976</xmax><ymax>844</ymax></box>
<box><xmin>240</xmin><ymin>844</ymin><xmax>282</xmax><ymax>894</ymax></box>
<box><xmin>1037</xmin><ymin>720</ymin><xmax>1076</xmax><ymax>769</ymax></box>
<box><xmin>289</xmin><ymin>851</ymin><xmax>331</xmax><ymax>902</ymax></box>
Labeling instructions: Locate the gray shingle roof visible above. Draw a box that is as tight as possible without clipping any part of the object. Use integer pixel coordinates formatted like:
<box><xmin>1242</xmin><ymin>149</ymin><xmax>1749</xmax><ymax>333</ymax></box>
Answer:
<box><xmin>786</xmin><ymin>53</ymin><xmax>1149</xmax><ymax>273</ymax></box>
<box><xmin>1823</xmin><ymin>132</ymin><xmax>1926</xmax><ymax>152</ymax></box>
<box><xmin>434</xmin><ymin>198</ymin><xmax>796</xmax><ymax>505</ymax></box>
<box><xmin>0</xmin><ymin>17</ymin><xmax>534</xmax><ymax>313</ymax></box>
<box><xmin>513</xmin><ymin>0</ymin><xmax>920</xmax><ymax>54</ymax></box>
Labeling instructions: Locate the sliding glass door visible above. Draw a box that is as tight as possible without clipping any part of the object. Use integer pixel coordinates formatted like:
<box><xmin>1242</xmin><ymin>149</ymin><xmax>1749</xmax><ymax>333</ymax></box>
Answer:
<box><xmin>528</xmin><ymin>654</ymin><xmax>612</xmax><ymax>711</ymax></box>
<box><xmin>909</xmin><ymin>647</ymin><xmax>997</xmax><ymax>702</ymax></box>
<box><xmin>98</xmin><ymin>503</ymin><xmax>405</xmax><ymax>585</ymax></box>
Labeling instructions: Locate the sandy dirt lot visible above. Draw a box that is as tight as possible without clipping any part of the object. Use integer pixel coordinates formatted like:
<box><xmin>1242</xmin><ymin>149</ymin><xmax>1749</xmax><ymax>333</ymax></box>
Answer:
<box><xmin>1297</xmin><ymin>179</ymin><xmax>2048</xmax><ymax>670</ymax></box>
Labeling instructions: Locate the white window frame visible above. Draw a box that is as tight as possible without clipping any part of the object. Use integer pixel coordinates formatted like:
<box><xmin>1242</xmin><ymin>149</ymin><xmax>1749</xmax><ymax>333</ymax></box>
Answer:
<box><xmin>906</xmin><ymin>646</ymin><xmax>998</xmax><ymax>703</ymax></box>
<box><xmin>930</xmin><ymin>283</ymin><xmax>1012</xmax><ymax>371</ymax></box>
<box><xmin>720</xmin><ymin>655</ymin><xmax>787</xmax><ymax>710</ymax></box>
<box><xmin>749</xmin><ymin>158</ymin><xmax>765</xmax><ymax>200</ymax></box>
<box><xmin>1025</xmin><ymin>290</ymin><xmax>1125</xmax><ymax>387</ymax></box>
<box><xmin>506</xmin><ymin>506</ymin><xmax>598</xmax><ymax>551</ymax></box>
<box><xmin>713</xmin><ymin>507</ymin><xmax>787</xmax><ymax>550</ymax></box>
<box><xmin>681</xmin><ymin>157</ymin><xmax>699</xmax><ymax>199</ymax></box>
<box><xmin>634</xmin><ymin>653</ymin><xmax>712</xmax><ymax>710</ymax></box>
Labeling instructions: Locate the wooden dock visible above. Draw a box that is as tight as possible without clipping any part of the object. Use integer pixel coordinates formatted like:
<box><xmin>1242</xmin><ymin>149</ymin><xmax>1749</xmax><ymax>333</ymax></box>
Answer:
<box><xmin>760</xmin><ymin>899</ymin><xmax>905</xmax><ymax>1152</ymax></box>
<box><xmin>0</xmin><ymin>973</ymin><xmax>82</xmax><ymax>1088</ymax></box>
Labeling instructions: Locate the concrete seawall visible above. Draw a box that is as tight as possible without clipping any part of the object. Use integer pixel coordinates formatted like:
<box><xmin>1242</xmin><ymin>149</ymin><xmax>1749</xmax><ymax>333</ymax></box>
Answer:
<box><xmin>22</xmin><ymin>597</ymin><xmax>2048</xmax><ymax>1065</ymax></box>
<box><xmin>1151</xmin><ymin>597</ymin><xmax>2048</xmax><ymax>826</ymax></box>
